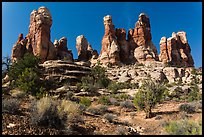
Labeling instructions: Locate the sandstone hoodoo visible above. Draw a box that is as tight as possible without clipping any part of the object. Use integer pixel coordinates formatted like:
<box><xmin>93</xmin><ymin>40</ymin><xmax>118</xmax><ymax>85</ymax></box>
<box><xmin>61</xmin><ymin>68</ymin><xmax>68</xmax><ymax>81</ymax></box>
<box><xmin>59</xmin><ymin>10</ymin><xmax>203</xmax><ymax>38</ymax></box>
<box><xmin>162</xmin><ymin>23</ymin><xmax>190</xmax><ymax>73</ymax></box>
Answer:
<box><xmin>10</xmin><ymin>6</ymin><xmax>195</xmax><ymax>69</ymax></box>
<box><xmin>76</xmin><ymin>35</ymin><xmax>98</xmax><ymax>61</ymax></box>
<box><xmin>159</xmin><ymin>31</ymin><xmax>194</xmax><ymax>67</ymax></box>
<box><xmin>54</xmin><ymin>37</ymin><xmax>73</xmax><ymax>61</ymax></box>
<box><xmin>99</xmin><ymin>15</ymin><xmax>121</xmax><ymax>65</ymax></box>
<box><xmin>28</xmin><ymin>6</ymin><xmax>56</xmax><ymax>62</ymax></box>
<box><xmin>129</xmin><ymin>13</ymin><xmax>159</xmax><ymax>63</ymax></box>
<box><xmin>11</xmin><ymin>33</ymin><xmax>27</xmax><ymax>62</ymax></box>
<box><xmin>11</xmin><ymin>6</ymin><xmax>74</xmax><ymax>63</ymax></box>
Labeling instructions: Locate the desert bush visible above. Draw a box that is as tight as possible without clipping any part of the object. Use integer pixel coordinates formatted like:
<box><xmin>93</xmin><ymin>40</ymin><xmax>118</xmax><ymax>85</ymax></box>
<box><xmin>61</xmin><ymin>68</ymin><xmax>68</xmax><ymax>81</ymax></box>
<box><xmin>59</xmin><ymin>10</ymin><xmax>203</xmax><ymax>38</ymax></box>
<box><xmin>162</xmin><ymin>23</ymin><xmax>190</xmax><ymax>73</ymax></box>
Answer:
<box><xmin>79</xmin><ymin>97</ymin><xmax>91</xmax><ymax>107</ymax></box>
<box><xmin>120</xmin><ymin>101</ymin><xmax>135</xmax><ymax>109</ymax></box>
<box><xmin>108</xmin><ymin>82</ymin><xmax>138</xmax><ymax>94</ymax></box>
<box><xmin>116</xmin><ymin>93</ymin><xmax>130</xmax><ymax>100</ymax></box>
<box><xmin>87</xmin><ymin>105</ymin><xmax>109</xmax><ymax>115</ymax></box>
<box><xmin>59</xmin><ymin>99</ymin><xmax>83</xmax><ymax>123</ymax></box>
<box><xmin>98</xmin><ymin>95</ymin><xmax>111</xmax><ymax>105</ymax></box>
<box><xmin>77</xmin><ymin>65</ymin><xmax>111</xmax><ymax>92</ymax></box>
<box><xmin>104</xmin><ymin>113</ymin><xmax>117</xmax><ymax>123</ymax></box>
<box><xmin>109</xmin><ymin>97</ymin><xmax>120</xmax><ymax>106</ymax></box>
<box><xmin>164</xmin><ymin>119</ymin><xmax>202</xmax><ymax>135</ymax></box>
<box><xmin>2</xmin><ymin>98</ymin><xmax>21</xmax><ymax>114</ymax></box>
<box><xmin>188</xmin><ymin>84</ymin><xmax>202</xmax><ymax>102</ymax></box>
<box><xmin>116</xmin><ymin>126</ymin><xmax>126</xmax><ymax>135</ymax></box>
<box><xmin>59</xmin><ymin>99</ymin><xmax>81</xmax><ymax>115</ymax></box>
<box><xmin>30</xmin><ymin>97</ymin><xmax>67</xmax><ymax>129</ymax></box>
<box><xmin>133</xmin><ymin>79</ymin><xmax>166</xmax><ymax>118</ymax></box>
<box><xmin>178</xmin><ymin>103</ymin><xmax>196</xmax><ymax>114</ymax></box>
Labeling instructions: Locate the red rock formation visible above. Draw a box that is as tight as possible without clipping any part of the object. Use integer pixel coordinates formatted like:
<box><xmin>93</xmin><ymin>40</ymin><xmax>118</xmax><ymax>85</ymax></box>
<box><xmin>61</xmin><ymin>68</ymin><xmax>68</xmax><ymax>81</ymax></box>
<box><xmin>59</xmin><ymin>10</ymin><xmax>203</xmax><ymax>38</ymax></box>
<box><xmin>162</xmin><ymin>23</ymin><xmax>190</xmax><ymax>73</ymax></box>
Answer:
<box><xmin>159</xmin><ymin>37</ymin><xmax>169</xmax><ymax>63</ymax></box>
<box><xmin>17</xmin><ymin>33</ymin><xmax>23</xmax><ymax>44</ymax></box>
<box><xmin>76</xmin><ymin>35</ymin><xmax>98</xmax><ymax>61</ymax></box>
<box><xmin>99</xmin><ymin>15</ymin><xmax>120</xmax><ymax>65</ymax></box>
<box><xmin>159</xmin><ymin>31</ymin><xmax>194</xmax><ymax>67</ymax></box>
<box><xmin>129</xmin><ymin>13</ymin><xmax>159</xmax><ymax>63</ymax></box>
<box><xmin>11</xmin><ymin>34</ymin><xmax>27</xmax><ymax>62</ymax></box>
<box><xmin>115</xmin><ymin>28</ymin><xmax>130</xmax><ymax>63</ymax></box>
<box><xmin>55</xmin><ymin>37</ymin><xmax>73</xmax><ymax>61</ymax></box>
<box><xmin>28</xmin><ymin>6</ymin><xmax>56</xmax><ymax>62</ymax></box>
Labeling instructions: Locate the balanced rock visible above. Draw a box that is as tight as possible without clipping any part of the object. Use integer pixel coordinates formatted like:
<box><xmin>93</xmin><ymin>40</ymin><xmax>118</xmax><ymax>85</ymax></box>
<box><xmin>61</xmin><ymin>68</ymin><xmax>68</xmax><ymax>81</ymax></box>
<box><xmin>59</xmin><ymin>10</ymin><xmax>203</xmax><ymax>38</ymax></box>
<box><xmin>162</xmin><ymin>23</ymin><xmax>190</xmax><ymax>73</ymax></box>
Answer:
<box><xmin>159</xmin><ymin>31</ymin><xmax>194</xmax><ymax>67</ymax></box>
<box><xmin>99</xmin><ymin>15</ymin><xmax>120</xmax><ymax>65</ymax></box>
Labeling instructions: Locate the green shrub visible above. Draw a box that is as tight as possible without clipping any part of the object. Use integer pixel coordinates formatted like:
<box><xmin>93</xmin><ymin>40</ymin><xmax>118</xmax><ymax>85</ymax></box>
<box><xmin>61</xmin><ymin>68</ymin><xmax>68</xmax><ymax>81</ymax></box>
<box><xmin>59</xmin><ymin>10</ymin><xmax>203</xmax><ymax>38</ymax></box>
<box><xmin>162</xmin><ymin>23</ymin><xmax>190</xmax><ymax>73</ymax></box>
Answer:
<box><xmin>98</xmin><ymin>95</ymin><xmax>111</xmax><ymax>105</ymax></box>
<box><xmin>79</xmin><ymin>97</ymin><xmax>91</xmax><ymax>107</ymax></box>
<box><xmin>188</xmin><ymin>84</ymin><xmax>202</xmax><ymax>102</ymax></box>
<box><xmin>15</xmin><ymin>68</ymin><xmax>39</xmax><ymax>93</ymax></box>
<box><xmin>78</xmin><ymin>65</ymin><xmax>111</xmax><ymax>92</ymax></box>
<box><xmin>108</xmin><ymin>82</ymin><xmax>138</xmax><ymax>94</ymax></box>
<box><xmin>133</xmin><ymin>79</ymin><xmax>166</xmax><ymax>118</ymax></box>
<box><xmin>164</xmin><ymin>119</ymin><xmax>202</xmax><ymax>135</ymax></box>
<box><xmin>8</xmin><ymin>53</ymin><xmax>50</xmax><ymax>98</ymax></box>
<box><xmin>2</xmin><ymin>98</ymin><xmax>21</xmax><ymax>114</ymax></box>
<box><xmin>117</xmin><ymin>93</ymin><xmax>130</xmax><ymax>100</ymax></box>
<box><xmin>8</xmin><ymin>53</ymin><xmax>40</xmax><ymax>82</ymax></box>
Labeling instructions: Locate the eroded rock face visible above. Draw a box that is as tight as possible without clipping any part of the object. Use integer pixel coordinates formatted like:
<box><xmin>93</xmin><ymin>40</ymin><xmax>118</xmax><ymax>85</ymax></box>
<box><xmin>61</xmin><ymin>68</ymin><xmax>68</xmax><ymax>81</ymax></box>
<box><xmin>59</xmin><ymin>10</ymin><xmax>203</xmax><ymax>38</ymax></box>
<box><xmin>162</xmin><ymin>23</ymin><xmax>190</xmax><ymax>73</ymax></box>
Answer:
<box><xmin>159</xmin><ymin>37</ymin><xmax>169</xmax><ymax>63</ymax></box>
<box><xmin>54</xmin><ymin>37</ymin><xmax>73</xmax><ymax>61</ymax></box>
<box><xmin>11</xmin><ymin>33</ymin><xmax>27</xmax><ymax>62</ymax></box>
<box><xmin>159</xmin><ymin>31</ymin><xmax>194</xmax><ymax>67</ymax></box>
<box><xmin>99</xmin><ymin>15</ymin><xmax>120</xmax><ymax>65</ymax></box>
<box><xmin>28</xmin><ymin>6</ymin><xmax>56</xmax><ymax>62</ymax></box>
<box><xmin>76</xmin><ymin>35</ymin><xmax>92</xmax><ymax>61</ymax></box>
<box><xmin>39</xmin><ymin>60</ymin><xmax>91</xmax><ymax>85</ymax></box>
<box><xmin>128</xmin><ymin>13</ymin><xmax>159</xmax><ymax>63</ymax></box>
<box><xmin>115</xmin><ymin>28</ymin><xmax>130</xmax><ymax>63</ymax></box>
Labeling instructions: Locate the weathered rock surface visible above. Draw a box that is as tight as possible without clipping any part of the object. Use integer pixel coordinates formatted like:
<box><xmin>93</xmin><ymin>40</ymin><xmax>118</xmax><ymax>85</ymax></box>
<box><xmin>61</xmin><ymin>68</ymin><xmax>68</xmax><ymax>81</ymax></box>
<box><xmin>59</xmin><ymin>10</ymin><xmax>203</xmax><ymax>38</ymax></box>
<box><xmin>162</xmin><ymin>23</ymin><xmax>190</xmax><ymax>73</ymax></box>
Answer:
<box><xmin>11</xmin><ymin>34</ymin><xmax>27</xmax><ymax>62</ymax></box>
<box><xmin>115</xmin><ymin>28</ymin><xmax>130</xmax><ymax>63</ymax></box>
<box><xmin>11</xmin><ymin>6</ymin><xmax>75</xmax><ymax>63</ymax></box>
<box><xmin>28</xmin><ymin>6</ymin><xmax>56</xmax><ymax>62</ymax></box>
<box><xmin>54</xmin><ymin>37</ymin><xmax>73</xmax><ymax>61</ymax></box>
<box><xmin>159</xmin><ymin>31</ymin><xmax>194</xmax><ymax>67</ymax></box>
<box><xmin>128</xmin><ymin>13</ymin><xmax>159</xmax><ymax>63</ymax></box>
<box><xmin>99</xmin><ymin>15</ymin><xmax>120</xmax><ymax>65</ymax></box>
<box><xmin>39</xmin><ymin>60</ymin><xmax>91</xmax><ymax>85</ymax></box>
<box><xmin>76</xmin><ymin>35</ymin><xmax>98</xmax><ymax>61</ymax></box>
<box><xmin>106</xmin><ymin>62</ymin><xmax>198</xmax><ymax>87</ymax></box>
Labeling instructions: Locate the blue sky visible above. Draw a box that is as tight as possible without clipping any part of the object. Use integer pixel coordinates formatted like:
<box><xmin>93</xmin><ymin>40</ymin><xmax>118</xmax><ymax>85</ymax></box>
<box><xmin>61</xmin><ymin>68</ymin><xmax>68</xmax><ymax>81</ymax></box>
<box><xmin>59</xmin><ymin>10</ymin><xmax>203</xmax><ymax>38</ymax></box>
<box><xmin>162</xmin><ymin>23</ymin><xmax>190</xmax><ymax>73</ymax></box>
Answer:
<box><xmin>2</xmin><ymin>2</ymin><xmax>202</xmax><ymax>68</ymax></box>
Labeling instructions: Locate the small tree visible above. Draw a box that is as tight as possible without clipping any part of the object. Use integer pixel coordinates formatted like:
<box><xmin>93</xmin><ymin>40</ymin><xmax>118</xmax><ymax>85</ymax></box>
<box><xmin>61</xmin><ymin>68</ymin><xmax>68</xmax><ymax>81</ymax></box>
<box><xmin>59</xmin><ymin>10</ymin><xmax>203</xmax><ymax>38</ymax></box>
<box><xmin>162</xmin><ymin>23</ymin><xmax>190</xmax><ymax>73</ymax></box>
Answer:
<box><xmin>2</xmin><ymin>55</ymin><xmax>12</xmax><ymax>78</ymax></box>
<box><xmin>7</xmin><ymin>53</ymin><xmax>50</xmax><ymax>98</ymax></box>
<box><xmin>133</xmin><ymin>79</ymin><xmax>166</xmax><ymax>118</ymax></box>
<box><xmin>8</xmin><ymin>53</ymin><xmax>41</xmax><ymax>82</ymax></box>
